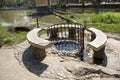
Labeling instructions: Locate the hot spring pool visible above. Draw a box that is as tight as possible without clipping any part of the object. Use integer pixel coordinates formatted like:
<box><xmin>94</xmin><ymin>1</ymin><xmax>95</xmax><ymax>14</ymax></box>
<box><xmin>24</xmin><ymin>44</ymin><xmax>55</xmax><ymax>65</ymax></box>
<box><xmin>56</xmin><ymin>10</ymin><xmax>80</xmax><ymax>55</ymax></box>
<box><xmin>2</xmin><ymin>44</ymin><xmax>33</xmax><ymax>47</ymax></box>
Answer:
<box><xmin>54</xmin><ymin>42</ymin><xmax>80</xmax><ymax>52</ymax></box>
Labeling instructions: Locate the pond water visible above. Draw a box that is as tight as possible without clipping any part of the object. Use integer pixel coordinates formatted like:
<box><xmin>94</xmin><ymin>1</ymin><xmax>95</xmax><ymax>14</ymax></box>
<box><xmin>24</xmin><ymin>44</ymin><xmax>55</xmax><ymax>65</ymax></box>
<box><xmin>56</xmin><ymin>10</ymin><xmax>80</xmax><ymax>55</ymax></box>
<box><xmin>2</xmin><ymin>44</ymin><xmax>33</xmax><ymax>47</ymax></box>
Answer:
<box><xmin>0</xmin><ymin>8</ymin><xmax>119</xmax><ymax>27</ymax></box>
<box><xmin>0</xmin><ymin>9</ymin><xmax>36</xmax><ymax>26</ymax></box>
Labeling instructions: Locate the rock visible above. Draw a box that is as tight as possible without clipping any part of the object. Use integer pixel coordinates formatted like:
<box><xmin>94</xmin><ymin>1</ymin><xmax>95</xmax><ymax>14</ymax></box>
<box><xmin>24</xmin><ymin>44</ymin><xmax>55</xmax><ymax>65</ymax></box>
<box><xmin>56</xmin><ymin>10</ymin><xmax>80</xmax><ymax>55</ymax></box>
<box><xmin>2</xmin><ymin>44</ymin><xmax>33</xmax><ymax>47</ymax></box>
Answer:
<box><xmin>105</xmin><ymin>38</ymin><xmax>120</xmax><ymax>70</ymax></box>
<box><xmin>106</xmin><ymin>33</ymin><xmax>120</xmax><ymax>40</ymax></box>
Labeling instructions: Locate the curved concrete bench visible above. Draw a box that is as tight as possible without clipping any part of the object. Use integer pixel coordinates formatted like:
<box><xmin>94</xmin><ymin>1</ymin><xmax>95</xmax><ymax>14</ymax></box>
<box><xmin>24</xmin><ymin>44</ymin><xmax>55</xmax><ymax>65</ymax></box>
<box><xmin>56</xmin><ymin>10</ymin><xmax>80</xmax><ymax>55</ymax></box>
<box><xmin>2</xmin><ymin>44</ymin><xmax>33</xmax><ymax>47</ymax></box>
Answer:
<box><xmin>87</xmin><ymin>28</ymin><xmax>107</xmax><ymax>59</ymax></box>
<box><xmin>87</xmin><ymin>28</ymin><xmax>107</xmax><ymax>51</ymax></box>
<box><xmin>27</xmin><ymin>28</ymin><xmax>51</xmax><ymax>59</ymax></box>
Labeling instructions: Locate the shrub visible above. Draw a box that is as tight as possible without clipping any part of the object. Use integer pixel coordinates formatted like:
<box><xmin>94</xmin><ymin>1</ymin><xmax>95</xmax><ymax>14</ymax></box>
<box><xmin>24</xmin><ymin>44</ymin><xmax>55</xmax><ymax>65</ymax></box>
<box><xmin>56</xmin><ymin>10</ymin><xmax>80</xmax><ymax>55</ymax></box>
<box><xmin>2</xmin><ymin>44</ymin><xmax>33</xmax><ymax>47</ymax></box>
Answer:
<box><xmin>91</xmin><ymin>12</ymin><xmax>120</xmax><ymax>24</ymax></box>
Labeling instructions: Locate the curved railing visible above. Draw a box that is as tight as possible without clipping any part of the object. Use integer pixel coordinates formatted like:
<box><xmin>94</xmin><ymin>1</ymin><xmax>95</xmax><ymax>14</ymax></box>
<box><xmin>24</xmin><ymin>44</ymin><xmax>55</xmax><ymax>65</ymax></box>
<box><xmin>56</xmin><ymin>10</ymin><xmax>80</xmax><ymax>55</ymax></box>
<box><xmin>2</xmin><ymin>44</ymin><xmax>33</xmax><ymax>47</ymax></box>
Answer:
<box><xmin>47</xmin><ymin>23</ymin><xmax>85</xmax><ymax>53</ymax></box>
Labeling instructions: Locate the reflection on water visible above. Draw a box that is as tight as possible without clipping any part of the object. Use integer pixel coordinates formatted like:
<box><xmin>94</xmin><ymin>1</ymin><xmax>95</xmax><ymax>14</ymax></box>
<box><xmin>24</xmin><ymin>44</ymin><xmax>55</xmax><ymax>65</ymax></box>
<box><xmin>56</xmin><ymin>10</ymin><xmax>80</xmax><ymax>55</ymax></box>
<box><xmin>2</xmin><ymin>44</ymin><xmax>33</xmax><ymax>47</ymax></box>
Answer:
<box><xmin>0</xmin><ymin>9</ymin><xmax>36</xmax><ymax>26</ymax></box>
<box><xmin>1</xmin><ymin>22</ymin><xmax>12</xmax><ymax>26</ymax></box>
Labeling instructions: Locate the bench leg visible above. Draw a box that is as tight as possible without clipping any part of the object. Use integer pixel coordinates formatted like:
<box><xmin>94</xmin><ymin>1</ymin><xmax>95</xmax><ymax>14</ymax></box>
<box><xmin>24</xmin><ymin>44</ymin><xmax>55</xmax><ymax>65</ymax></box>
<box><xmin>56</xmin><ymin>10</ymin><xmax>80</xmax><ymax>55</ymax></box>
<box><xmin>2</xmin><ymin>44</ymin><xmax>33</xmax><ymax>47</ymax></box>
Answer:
<box><xmin>31</xmin><ymin>46</ymin><xmax>46</xmax><ymax>60</ymax></box>
<box><xmin>93</xmin><ymin>46</ymin><xmax>105</xmax><ymax>59</ymax></box>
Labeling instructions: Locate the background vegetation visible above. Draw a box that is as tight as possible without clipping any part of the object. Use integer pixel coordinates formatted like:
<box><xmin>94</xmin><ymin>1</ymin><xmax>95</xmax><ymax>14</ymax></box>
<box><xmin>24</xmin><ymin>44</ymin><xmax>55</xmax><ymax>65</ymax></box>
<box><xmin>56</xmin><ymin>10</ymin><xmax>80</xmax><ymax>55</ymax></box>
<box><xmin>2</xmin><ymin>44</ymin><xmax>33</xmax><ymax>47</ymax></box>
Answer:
<box><xmin>56</xmin><ymin>12</ymin><xmax>120</xmax><ymax>33</ymax></box>
<box><xmin>76</xmin><ymin>12</ymin><xmax>120</xmax><ymax>33</ymax></box>
<box><xmin>0</xmin><ymin>0</ymin><xmax>119</xmax><ymax>8</ymax></box>
<box><xmin>0</xmin><ymin>0</ymin><xmax>35</xmax><ymax>8</ymax></box>
<box><xmin>0</xmin><ymin>24</ymin><xmax>27</xmax><ymax>47</ymax></box>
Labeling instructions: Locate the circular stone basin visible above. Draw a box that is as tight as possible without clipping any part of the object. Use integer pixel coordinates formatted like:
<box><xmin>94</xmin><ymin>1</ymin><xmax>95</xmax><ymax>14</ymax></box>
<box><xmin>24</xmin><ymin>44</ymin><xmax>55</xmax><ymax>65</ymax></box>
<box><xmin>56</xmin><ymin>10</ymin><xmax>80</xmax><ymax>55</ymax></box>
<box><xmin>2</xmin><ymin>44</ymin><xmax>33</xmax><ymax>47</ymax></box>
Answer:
<box><xmin>54</xmin><ymin>42</ymin><xmax>80</xmax><ymax>52</ymax></box>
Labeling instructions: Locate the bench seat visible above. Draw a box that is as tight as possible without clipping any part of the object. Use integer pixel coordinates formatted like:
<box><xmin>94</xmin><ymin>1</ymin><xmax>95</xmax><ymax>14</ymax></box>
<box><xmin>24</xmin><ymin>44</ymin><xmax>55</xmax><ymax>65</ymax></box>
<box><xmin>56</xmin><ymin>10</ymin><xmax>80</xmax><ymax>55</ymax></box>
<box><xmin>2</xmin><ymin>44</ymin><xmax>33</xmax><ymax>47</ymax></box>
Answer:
<box><xmin>27</xmin><ymin>28</ymin><xmax>51</xmax><ymax>49</ymax></box>
<box><xmin>87</xmin><ymin>28</ymin><xmax>107</xmax><ymax>51</ymax></box>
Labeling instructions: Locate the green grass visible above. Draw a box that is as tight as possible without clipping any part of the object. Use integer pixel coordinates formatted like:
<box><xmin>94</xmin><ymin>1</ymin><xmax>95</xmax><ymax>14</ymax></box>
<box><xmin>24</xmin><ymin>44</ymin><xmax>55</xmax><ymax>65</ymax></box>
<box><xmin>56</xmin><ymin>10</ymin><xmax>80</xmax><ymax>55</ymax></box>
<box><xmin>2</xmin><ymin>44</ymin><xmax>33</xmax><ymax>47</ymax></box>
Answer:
<box><xmin>56</xmin><ymin>12</ymin><xmax>120</xmax><ymax>33</ymax></box>
<box><xmin>90</xmin><ymin>12</ymin><xmax>120</xmax><ymax>24</ymax></box>
<box><xmin>87</xmin><ymin>23</ymin><xmax>120</xmax><ymax>33</ymax></box>
<box><xmin>0</xmin><ymin>25</ymin><xmax>27</xmax><ymax>47</ymax></box>
<box><xmin>79</xmin><ymin>12</ymin><xmax>120</xmax><ymax>33</ymax></box>
<box><xmin>39</xmin><ymin>14</ymin><xmax>63</xmax><ymax>24</ymax></box>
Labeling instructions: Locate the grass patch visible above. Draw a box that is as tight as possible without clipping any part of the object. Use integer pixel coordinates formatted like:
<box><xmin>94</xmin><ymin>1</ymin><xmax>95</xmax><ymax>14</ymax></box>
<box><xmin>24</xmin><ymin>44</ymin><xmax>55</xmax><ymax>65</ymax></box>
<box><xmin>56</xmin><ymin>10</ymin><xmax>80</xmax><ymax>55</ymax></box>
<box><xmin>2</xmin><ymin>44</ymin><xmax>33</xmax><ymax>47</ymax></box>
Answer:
<box><xmin>88</xmin><ymin>23</ymin><xmax>120</xmax><ymax>33</ymax></box>
<box><xmin>0</xmin><ymin>25</ymin><xmax>27</xmax><ymax>47</ymax></box>
<box><xmin>56</xmin><ymin>12</ymin><xmax>120</xmax><ymax>33</ymax></box>
<box><xmin>90</xmin><ymin>12</ymin><xmax>120</xmax><ymax>24</ymax></box>
<box><xmin>39</xmin><ymin>14</ymin><xmax>63</xmax><ymax>24</ymax></box>
<box><xmin>81</xmin><ymin>12</ymin><xmax>120</xmax><ymax>33</ymax></box>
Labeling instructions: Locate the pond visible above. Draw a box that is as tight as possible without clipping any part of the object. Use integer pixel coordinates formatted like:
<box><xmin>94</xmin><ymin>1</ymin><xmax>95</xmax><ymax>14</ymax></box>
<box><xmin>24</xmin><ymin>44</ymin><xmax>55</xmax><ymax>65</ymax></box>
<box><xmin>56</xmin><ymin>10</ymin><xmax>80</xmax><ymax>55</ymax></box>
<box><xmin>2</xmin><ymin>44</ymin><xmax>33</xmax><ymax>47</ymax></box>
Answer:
<box><xmin>0</xmin><ymin>9</ymin><xmax>36</xmax><ymax>26</ymax></box>
<box><xmin>0</xmin><ymin>8</ymin><xmax>119</xmax><ymax>27</ymax></box>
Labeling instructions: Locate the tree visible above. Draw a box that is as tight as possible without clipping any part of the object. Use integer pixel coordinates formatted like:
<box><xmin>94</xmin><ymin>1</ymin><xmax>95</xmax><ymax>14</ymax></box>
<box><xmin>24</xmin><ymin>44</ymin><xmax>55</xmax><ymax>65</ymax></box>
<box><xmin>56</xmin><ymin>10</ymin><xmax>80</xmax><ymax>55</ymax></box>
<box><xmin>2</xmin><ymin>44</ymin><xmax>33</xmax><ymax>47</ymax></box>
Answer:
<box><xmin>23</xmin><ymin>0</ymin><xmax>35</xmax><ymax>7</ymax></box>
<box><xmin>0</xmin><ymin>0</ymin><xmax>36</xmax><ymax>8</ymax></box>
<box><xmin>8</xmin><ymin>0</ymin><xmax>17</xmax><ymax>7</ymax></box>
<box><xmin>0</xmin><ymin>0</ymin><xmax>4</xmax><ymax>8</ymax></box>
<box><xmin>92</xmin><ymin>0</ymin><xmax>102</xmax><ymax>7</ymax></box>
<box><xmin>16</xmin><ymin>0</ymin><xmax>24</xmax><ymax>7</ymax></box>
<box><xmin>81</xmin><ymin>0</ymin><xmax>85</xmax><ymax>7</ymax></box>
<box><xmin>57</xmin><ymin>0</ymin><xmax>67</xmax><ymax>9</ymax></box>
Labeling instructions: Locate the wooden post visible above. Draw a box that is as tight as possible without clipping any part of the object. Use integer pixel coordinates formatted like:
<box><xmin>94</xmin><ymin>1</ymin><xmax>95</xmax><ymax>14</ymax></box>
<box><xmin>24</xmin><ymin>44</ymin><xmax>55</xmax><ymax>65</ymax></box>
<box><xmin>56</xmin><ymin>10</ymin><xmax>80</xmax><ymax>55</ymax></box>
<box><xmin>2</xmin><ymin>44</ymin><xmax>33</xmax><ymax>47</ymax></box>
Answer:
<box><xmin>36</xmin><ymin>18</ymin><xmax>39</xmax><ymax>28</ymax></box>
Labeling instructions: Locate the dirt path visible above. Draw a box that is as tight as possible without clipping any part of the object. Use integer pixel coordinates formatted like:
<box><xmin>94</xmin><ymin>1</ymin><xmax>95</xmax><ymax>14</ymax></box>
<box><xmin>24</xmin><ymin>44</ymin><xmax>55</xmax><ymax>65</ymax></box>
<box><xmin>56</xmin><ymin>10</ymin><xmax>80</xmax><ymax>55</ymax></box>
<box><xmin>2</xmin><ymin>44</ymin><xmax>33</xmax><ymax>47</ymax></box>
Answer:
<box><xmin>0</xmin><ymin>47</ymin><xmax>50</xmax><ymax>80</ymax></box>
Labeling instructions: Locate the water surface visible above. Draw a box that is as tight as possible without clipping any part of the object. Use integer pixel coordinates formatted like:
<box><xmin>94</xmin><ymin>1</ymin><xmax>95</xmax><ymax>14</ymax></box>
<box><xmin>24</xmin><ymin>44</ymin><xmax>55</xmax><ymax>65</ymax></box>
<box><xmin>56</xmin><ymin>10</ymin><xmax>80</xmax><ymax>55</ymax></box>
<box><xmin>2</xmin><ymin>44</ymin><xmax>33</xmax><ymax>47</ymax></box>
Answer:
<box><xmin>0</xmin><ymin>9</ymin><xmax>36</xmax><ymax>26</ymax></box>
<box><xmin>54</xmin><ymin>42</ymin><xmax>80</xmax><ymax>51</ymax></box>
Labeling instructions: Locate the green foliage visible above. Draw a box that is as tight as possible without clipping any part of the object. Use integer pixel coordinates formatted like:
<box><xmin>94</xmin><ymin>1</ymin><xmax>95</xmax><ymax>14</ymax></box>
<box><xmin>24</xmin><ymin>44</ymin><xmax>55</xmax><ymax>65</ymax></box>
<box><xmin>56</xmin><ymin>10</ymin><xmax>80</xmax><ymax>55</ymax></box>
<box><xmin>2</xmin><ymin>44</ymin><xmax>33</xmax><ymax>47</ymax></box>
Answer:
<box><xmin>0</xmin><ymin>25</ymin><xmax>27</xmax><ymax>47</ymax></box>
<box><xmin>91</xmin><ymin>12</ymin><xmax>120</xmax><ymax>24</ymax></box>
<box><xmin>12</xmin><ymin>31</ymin><xmax>27</xmax><ymax>44</ymax></box>
<box><xmin>0</xmin><ymin>0</ymin><xmax>35</xmax><ymax>8</ymax></box>
<box><xmin>70</xmin><ymin>12</ymin><xmax>120</xmax><ymax>24</ymax></box>
<box><xmin>56</xmin><ymin>12</ymin><xmax>120</xmax><ymax>33</ymax></box>
<box><xmin>55</xmin><ymin>13</ymin><xmax>77</xmax><ymax>23</ymax></box>
<box><xmin>88</xmin><ymin>23</ymin><xmax>120</xmax><ymax>33</ymax></box>
<box><xmin>40</xmin><ymin>15</ymin><xmax>63</xmax><ymax>24</ymax></box>
<box><xmin>4</xmin><ymin>39</ymin><xmax>14</xmax><ymax>46</ymax></box>
<box><xmin>0</xmin><ymin>25</ymin><xmax>8</xmax><ymax>47</ymax></box>
<box><xmin>85</xmin><ymin>12</ymin><xmax>120</xmax><ymax>33</ymax></box>
<box><xmin>92</xmin><ymin>0</ymin><xmax>102</xmax><ymax>5</ymax></box>
<box><xmin>0</xmin><ymin>36</ymin><xmax>4</xmax><ymax>47</ymax></box>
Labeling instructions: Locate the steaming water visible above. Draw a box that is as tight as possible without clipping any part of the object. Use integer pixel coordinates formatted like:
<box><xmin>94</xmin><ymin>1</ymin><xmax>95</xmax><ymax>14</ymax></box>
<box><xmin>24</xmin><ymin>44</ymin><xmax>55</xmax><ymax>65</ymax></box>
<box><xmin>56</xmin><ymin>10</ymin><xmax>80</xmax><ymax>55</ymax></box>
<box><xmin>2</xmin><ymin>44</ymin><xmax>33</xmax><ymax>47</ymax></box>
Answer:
<box><xmin>0</xmin><ymin>10</ymin><xmax>36</xmax><ymax>26</ymax></box>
